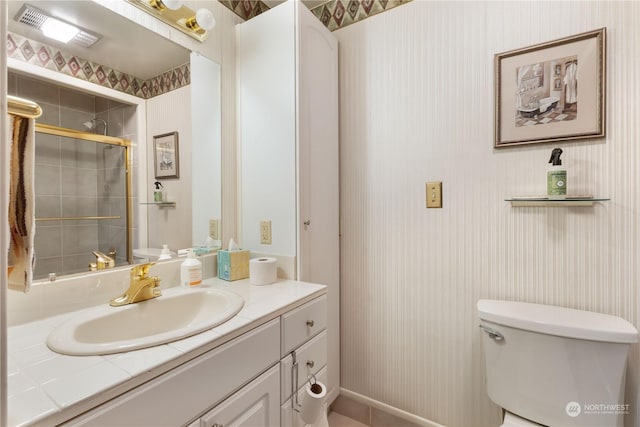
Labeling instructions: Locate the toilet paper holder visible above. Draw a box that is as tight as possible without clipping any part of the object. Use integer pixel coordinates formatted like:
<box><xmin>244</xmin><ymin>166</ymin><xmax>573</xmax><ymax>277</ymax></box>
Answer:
<box><xmin>291</xmin><ymin>351</ymin><xmax>319</xmax><ymax>413</ymax></box>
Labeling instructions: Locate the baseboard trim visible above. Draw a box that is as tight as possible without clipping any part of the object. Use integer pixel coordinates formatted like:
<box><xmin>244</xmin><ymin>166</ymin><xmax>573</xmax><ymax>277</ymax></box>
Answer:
<box><xmin>339</xmin><ymin>388</ymin><xmax>447</xmax><ymax>427</ymax></box>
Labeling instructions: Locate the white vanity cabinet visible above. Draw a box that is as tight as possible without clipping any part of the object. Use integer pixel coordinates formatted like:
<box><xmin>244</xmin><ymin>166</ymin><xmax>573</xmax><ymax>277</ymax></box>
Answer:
<box><xmin>61</xmin><ymin>294</ymin><xmax>327</xmax><ymax>427</ymax></box>
<box><xmin>237</xmin><ymin>0</ymin><xmax>339</xmax><ymax>402</ymax></box>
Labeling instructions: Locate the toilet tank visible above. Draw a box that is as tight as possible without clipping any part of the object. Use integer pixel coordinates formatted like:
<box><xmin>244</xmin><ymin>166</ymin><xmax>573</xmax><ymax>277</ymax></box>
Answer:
<box><xmin>478</xmin><ymin>300</ymin><xmax>638</xmax><ymax>427</ymax></box>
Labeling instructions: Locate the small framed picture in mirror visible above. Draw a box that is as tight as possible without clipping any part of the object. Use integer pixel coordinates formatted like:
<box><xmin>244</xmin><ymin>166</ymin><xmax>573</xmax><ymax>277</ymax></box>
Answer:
<box><xmin>154</xmin><ymin>132</ymin><xmax>180</xmax><ymax>179</ymax></box>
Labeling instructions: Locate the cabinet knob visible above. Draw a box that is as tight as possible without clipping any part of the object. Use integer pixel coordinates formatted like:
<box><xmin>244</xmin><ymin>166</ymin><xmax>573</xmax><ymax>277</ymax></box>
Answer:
<box><xmin>303</xmin><ymin>220</ymin><xmax>311</xmax><ymax>230</ymax></box>
<box><xmin>307</xmin><ymin>360</ymin><xmax>314</xmax><ymax>368</ymax></box>
<box><xmin>306</xmin><ymin>320</ymin><xmax>314</xmax><ymax>328</ymax></box>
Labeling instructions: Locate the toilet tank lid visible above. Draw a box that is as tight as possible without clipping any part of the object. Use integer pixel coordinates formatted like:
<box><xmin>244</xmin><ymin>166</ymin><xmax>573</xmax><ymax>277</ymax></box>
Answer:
<box><xmin>477</xmin><ymin>300</ymin><xmax>638</xmax><ymax>344</ymax></box>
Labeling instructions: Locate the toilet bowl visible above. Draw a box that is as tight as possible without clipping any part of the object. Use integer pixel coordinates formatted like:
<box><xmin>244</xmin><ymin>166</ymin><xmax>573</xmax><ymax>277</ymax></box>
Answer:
<box><xmin>133</xmin><ymin>247</ymin><xmax>176</xmax><ymax>260</ymax></box>
<box><xmin>478</xmin><ymin>299</ymin><xmax>638</xmax><ymax>427</ymax></box>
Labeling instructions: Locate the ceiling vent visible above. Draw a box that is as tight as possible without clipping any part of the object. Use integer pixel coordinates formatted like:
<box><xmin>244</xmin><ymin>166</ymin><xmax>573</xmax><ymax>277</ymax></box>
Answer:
<box><xmin>15</xmin><ymin>4</ymin><xmax>101</xmax><ymax>48</ymax></box>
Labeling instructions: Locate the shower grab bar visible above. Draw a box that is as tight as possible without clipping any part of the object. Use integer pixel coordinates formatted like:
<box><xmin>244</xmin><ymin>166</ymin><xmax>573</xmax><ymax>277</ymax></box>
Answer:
<box><xmin>36</xmin><ymin>216</ymin><xmax>120</xmax><ymax>221</ymax></box>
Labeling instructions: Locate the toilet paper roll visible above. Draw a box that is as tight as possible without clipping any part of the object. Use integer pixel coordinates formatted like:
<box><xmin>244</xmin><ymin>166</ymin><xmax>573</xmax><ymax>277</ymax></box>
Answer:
<box><xmin>249</xmin><ymin>257</ymin><xmax>277</xmax><ymax>285</ymax></box>
<box><xmin>300</xmin><ymin>380</ymin><xmax>327</xmax><ymax>424</ymax></box>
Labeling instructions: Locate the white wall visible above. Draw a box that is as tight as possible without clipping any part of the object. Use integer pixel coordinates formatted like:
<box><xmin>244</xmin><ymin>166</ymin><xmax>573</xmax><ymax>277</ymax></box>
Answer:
<box><xmin>237</xmin><ymin>4</ymin><xmax>297</xmax><ymax>254</ymax></box>
<box><xmin>191</xmin><ymin>53</ymin><xmax>222</xmax><ymax>246</ymax></box>
<box><xmin>145</xmin><ymin>86</ymin><xmax>192</xmax><ymax>250</ymax></box>
<box><xmin>336</xmin><ymin>1</ymin><xmax>640</xmax><ymax>426</ymax></box>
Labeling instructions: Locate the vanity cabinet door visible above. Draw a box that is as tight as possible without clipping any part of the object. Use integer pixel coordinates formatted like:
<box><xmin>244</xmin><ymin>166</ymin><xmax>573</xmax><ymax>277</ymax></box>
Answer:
<box><xmin>200</xmin><ymin>364</ymin><xmax>280</xmax><ymax>427</ymax></box>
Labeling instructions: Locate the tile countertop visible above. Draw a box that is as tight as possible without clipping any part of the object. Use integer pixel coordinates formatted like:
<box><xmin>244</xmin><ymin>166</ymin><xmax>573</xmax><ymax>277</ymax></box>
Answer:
<box><xmin>7</xmin><ymin>277</ymin><xmax>326</xmax><ymax>427</ymax></box>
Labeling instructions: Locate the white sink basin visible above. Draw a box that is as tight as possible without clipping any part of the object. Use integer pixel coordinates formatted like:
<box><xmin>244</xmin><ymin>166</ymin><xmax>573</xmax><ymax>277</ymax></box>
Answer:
<box><xmin>47</xmin><ymin>287</ymin><xmax>244</xmax><ymax>356</ymax></box>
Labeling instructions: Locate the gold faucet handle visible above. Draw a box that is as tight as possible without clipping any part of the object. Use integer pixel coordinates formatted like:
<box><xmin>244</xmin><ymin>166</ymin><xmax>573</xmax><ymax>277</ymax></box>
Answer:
<box><xmin>131</xmin><ymin>262</ymin><xmax>156</xmax><ymax>279</ymax></box>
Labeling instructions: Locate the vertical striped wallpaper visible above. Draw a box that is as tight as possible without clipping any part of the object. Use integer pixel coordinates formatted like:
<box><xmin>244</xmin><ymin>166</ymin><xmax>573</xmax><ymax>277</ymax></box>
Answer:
<box><xmin>335</xmin><ymin>2</ymin><xmax>640</xmax><ymax>426</ymax></box>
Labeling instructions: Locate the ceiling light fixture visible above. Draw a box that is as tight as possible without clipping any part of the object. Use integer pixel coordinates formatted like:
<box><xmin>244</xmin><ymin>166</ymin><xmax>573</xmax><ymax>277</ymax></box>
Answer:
<box><xmin>40</xmin><ymin>17</ymin><xmax>80</xmax><ymax>43</ymax></box>
<box><xmin>14</xmin><ymin>4</ymin><xmax>101</xmax><ymax>47</ymax></box>
<box><xmin>126</xmin><ymin>0</ymin><xmax>215</xmax><ymax>42</ymax></box>
<box><xmin>185</xmin><ymin>9</ymin><xmax>216</xmax><ymax>33</ymax></box>
<box><xmin>149</xmin><ymin>0</ymin><xmax>183</xmax><ymax>11</ymax></box>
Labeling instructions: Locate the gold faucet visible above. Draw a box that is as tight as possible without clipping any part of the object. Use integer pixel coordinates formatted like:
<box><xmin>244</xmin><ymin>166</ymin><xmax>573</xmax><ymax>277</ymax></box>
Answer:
<box><xmin>110</xmin><ymin>263</ymin><xmax>162</xmax><ymax>307</ymax></box>
<box><xmin>92</xmin><ymin>251</ymin><xmax>115</xmax><ymax>270</ymax></box>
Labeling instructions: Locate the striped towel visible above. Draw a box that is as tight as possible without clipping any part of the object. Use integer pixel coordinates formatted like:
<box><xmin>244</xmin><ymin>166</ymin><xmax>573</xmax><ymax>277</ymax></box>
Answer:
<box><xmin>7</xmin><ymin>114</ymin><xmax>36</xmax><ymax>293</ymax></box>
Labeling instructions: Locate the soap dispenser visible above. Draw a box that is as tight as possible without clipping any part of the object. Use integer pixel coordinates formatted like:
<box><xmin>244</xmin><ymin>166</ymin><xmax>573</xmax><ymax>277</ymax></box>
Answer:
<box><xmin>547</xmin><ymin>148</ymin><xmax>567</xmax><ymax>200</ymax></box>
<box><xmin>180</xmin><ymin>250</ymin><xmax>202</xmax><ymax>287</ymax></box>
<box><xmin>158</xmin><ymin>244</ymin><xmax>172</xmax><ymax>261</ymax></box>
<box><xmin>153</xmin><ymin>181</ymin><xmax>164</xmax><ymax>202</ymax></box>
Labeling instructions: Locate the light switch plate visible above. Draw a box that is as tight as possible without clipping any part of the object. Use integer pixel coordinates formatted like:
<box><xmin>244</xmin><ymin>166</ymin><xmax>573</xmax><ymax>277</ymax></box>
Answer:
<box><xmin>426</xmin><ymin>182</ymin><xmax>442</xmax><ymax>208</ymax></box>
<box><xmin>209</xmin><ymin>219</ymin><xmax>219</xmax><ymax>240</ymax></box>
<box><xmin>260</xmin><ymin>220</ymin><xmax>272</xmax><ymax>245</ymax></box>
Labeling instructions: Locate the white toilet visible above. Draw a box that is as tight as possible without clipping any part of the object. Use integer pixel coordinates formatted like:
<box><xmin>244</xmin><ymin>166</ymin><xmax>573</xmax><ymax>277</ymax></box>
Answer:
<box><xmin>133</xmin><ymin>247</ymin><xmax>175</xmax><ymax>260</ymax></box>
<box><xmin>478</xmin><ymin>299</ymin><xmax>638</xmax><ymax>427</ymax></box>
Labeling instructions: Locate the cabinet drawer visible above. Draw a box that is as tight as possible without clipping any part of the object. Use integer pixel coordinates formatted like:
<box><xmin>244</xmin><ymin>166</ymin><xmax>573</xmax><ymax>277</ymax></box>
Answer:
<box><xmin>200</xmin><ymin>364</ymin><xmax>280</xmax><ymax>427</ymax></box>
<box><xmin>67</xmin><ymin>319</ymin><xmax>280</xmax><ymax>427</ymax></box>
<box><xmin>281</xmin><ymin>295</ymin><xmax>326</xmax><ymax>356</ymax></box>
<box><xmin>280</xmin><ymin>367</ymin><xmax>327</xmax><ymax>427</ymax></box>
<box><xmin>280</xmin><ymin>330</ymin><xmax>327</xmax><ymax>403</ymax></box>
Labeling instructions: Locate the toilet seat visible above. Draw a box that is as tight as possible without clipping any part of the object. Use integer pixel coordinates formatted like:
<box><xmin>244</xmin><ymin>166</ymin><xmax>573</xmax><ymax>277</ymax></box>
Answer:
<box><xmin>500</xmin><ymin>412</ymin><xmax>543</xmax><ymax>427</ymax></box>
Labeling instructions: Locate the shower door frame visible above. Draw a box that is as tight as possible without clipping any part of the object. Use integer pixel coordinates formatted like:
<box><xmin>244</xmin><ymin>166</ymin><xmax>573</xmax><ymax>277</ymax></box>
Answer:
<box><xmin>34</xmin><ymin>123</ymin><xmax>133</xmax><ymax>264</ymax></box>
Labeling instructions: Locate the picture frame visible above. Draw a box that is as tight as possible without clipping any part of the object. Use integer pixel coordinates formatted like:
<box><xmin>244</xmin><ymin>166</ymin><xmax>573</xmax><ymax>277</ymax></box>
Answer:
<box><xmin>494</xmin><ymin>28</ymin><xmax>606</xmax><ymax>148</ymax></box>
<box><xmin>153</xmin><ymin>132</ymin><xmax>180</xmax><ymax>179</ymax></box>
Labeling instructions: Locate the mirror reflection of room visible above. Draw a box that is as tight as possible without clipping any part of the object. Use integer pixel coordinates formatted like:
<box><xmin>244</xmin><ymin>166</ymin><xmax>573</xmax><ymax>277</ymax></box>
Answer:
<box><xmin>5</xmin><ymin>0</ymin><xmax>221</xmax><ymax>282</ymax></box>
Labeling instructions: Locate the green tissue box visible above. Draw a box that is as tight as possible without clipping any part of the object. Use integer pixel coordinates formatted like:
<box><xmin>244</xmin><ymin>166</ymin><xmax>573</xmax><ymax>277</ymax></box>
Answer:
<box><xmin>217</xmin><ymin>249</ymin><xmax>250</xmax><ymax>281</ymax></box>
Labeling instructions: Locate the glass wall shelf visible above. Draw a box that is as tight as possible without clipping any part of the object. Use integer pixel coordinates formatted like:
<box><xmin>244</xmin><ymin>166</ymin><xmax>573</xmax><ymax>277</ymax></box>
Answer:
<box><xmin>505</xmin><ymin>197</ymin><xmax>609</xmax><ymax>207</ymax></box>
<box><xmin>141</xmin><ymin>202</ymin><xmax>176</xmax><ymax>208</ymax></box>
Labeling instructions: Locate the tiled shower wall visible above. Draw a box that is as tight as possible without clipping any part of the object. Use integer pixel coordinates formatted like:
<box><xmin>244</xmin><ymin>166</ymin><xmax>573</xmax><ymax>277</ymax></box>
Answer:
<box><xmin>336</xmin><ymin>1</ymin><xmax>640</xmax><ymax>427</ymax></box>
<box><xmin>7</xmin><ymin>72</ymin><xmax>137</xmax><ymax>278</ymax></box>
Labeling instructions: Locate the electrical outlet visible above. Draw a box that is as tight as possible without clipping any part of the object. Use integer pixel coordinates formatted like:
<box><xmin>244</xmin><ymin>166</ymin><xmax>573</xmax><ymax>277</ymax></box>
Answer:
<box><xmin>260</xmin><ymin>220</ymin><xmax>272</xmax><ymax>245</ymax></box>
<box><xmin>426</xmin><ymin>182</ymin><xmax>442</xmax><ymax>208</ymax></box>
<box><xmin>209</xmin><ymin>219</ymin><xmax>219</xmax><ymax>240</ymax></box>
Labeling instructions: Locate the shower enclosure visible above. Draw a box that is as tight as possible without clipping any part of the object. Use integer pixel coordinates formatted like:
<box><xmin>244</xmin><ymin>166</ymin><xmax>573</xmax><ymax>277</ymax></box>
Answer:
<box><xmin>33</xmin><ymin>123</ymin><xmax>132</xmax><ymax>279</ymax></box>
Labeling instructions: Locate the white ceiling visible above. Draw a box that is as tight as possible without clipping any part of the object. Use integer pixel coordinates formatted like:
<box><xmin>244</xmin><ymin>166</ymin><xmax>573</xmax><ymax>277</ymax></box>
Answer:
<box><xmin>7</xmin><ymin>1</ymin><xmax>190</xmax><ymax>80</ymax></box>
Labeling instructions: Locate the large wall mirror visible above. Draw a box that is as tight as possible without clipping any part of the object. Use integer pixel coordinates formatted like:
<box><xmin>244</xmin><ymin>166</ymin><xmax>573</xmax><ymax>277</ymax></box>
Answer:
<box><xmin>6</xmin><ymin>0</ymin><xmax>221</xmax><ymax>280</ymax></box>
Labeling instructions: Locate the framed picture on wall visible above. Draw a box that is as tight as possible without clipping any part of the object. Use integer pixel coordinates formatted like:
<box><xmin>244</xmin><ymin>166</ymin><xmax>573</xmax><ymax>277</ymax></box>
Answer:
<box><xmin>494</xmin><ymin>28</ymin><xmax>606</xmax><ymax>148</ymax></box>
<box><xmin>154</xmin><ymin>132</ymin><xmax>180</xmax><ymax>179</ymax></box>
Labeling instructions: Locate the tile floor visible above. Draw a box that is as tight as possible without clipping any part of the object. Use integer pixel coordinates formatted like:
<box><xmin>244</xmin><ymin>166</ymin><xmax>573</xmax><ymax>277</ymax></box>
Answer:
<box><xmin>328</xmin><ymin>411</ymin><xmax>368</xmax><ymax>427</ymax></box>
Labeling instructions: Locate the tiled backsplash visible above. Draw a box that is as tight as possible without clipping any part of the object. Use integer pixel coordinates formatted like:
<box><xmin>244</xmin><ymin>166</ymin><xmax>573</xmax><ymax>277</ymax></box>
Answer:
<box><xmin>7</xmin><ymin>32</ymin><xmax>189</xmax><ymax>100</ymax></box>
